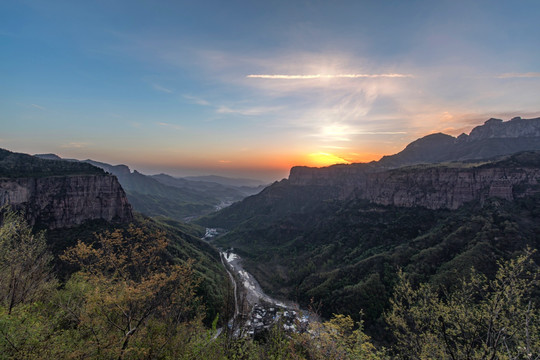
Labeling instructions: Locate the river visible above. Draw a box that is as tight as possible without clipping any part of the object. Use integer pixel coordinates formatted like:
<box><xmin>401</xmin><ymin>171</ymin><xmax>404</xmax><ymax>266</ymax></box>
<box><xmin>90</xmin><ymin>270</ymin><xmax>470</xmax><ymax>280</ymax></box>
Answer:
<box><xmin>205</xmin><ymin>229</ymin><xmax>312</xmax><ymax>336</ymax></box>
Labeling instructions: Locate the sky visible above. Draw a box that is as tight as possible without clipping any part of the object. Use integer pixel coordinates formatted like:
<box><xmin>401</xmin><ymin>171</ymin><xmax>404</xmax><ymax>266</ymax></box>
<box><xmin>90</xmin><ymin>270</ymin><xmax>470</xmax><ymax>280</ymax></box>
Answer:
<box><xmin>1</xmin><ymin>0</ymin><xmax>540</xmax><ymax>181</ymax></box>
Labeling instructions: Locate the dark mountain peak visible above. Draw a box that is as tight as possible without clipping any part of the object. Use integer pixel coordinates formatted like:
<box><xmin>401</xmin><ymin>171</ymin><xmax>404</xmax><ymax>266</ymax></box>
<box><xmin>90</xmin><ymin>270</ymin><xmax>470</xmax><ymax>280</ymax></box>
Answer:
<box><xmin>34</xmin><ymin>153</ymin><xmax>62</xmax><ymax>161</ymax></box>
<box><xmin>404</xmin><ymin>132</ymin><xmax>455</xmax><ymax>149</ymax></box>
<box><xmin>485</xmin><ymin>117</ymin><xmax>503</xmax><ymax>124</ymax></box>
<box><xmin>377</xmin><ymin>132</ymin><xmax>456</xmax><ymax>167</ymax></box>
<box><xmin>84</xmin><ymin>160</ymin><xmax>132</xmax><ymax>176</ymax></box>
<box><xmin>377</xmin><ymin>116</ymin><xmax>540</xmax><ymax>167</ymax></box>
<box><xmin>467</xmin><ymin>116</ymin><xmax>540</xmax><ymax>141</ymax></box>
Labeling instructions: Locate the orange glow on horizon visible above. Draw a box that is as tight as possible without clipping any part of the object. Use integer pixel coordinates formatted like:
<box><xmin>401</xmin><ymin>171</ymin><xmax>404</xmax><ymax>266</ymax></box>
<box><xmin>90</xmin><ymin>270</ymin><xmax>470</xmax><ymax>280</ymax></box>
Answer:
<box><xmin>131</xmin><ymin>151</ymin><xmax>386</xmax><ymax>170</ymax></box>
<box><xmin>113</xmin><ymin>149</ymin><xmax>386</xmax><ymax>181</ymax></box>
<box><xmin>307</xmin><ymin>152</ymin><xmax>350</xmax><ymax>167</ymax></box>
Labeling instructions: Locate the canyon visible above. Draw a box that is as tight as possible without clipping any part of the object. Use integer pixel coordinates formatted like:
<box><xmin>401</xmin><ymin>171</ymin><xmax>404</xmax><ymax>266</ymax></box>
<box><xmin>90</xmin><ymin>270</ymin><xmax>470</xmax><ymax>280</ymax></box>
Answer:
<box><xmin>289</xmin><ymin>154</ymin><xmax>540</xmax><ymax>210</ymax></box>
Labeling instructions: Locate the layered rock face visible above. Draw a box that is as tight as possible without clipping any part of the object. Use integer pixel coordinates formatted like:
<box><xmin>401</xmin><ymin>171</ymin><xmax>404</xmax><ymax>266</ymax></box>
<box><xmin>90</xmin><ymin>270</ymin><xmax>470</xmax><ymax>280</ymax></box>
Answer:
<box><xmin>357</xmin><ymin>165</ymin><xmax>540</xmax><ymax>209</ymax></box>
<box><xmin>0</xmin><ymin>174</ymin><xmax>133</xmax><ymax>229</ymax></box>
<box><xmin>288</xmin><ymin>117</ymin><xmax>540</xmax><ymax>210</ymax></box>
<box><xmin>289</xmin><ymin>159</ymin><xmax>540</xmax><ymax>210</ymax></box>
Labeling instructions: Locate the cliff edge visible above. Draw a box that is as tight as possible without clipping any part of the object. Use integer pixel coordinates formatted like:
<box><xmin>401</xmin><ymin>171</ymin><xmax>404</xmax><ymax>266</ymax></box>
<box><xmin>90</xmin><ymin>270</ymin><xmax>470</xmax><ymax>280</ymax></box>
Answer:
<box><xmin>0</xmin><ymin>149</ymin><xmax>133</xmax><ymax>229</ymax></box>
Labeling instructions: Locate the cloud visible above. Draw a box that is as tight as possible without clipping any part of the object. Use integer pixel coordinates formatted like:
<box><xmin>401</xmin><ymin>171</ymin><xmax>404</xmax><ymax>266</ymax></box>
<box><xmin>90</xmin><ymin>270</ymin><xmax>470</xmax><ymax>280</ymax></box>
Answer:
<box><xmin>216</xmin><ymin>105</ymin><xmax>282</xmax><ymax>116</ymax></box>
<box><xmin>247</xmin><ymin>73</ymin><xmax>413</xmax><ymax>79</ymax></box>
<box><xmin>322</xmin><ymin>145</ymin><xmax>349</xmax><ymax>149</ymax></box>
<box><xmin>61</xmin><ymin>142</ymin><xmax>88</xmax><ymax>148</ymax></box>
<box><xmin>31</xmin><ymin>104</ymin><xmax>46</xmax><ymax>110</ymax></box>
<box><xmin>356</xmin><ymin>131</ymin><xmax>407</xmax><ymax>135</ymax></box>
<box><xmin>496</xmin><ymin>72</ymin><xmax>540</xmax><ymax>79</ymax></box>
<box><xmin>306</xmin><ymin>120</ymin><xmax>408</xmax><ymax>143</ymax></box>
<box><xmin>157</xmin><ymin>122</ymin><xmax>182</xmax><ymax>130</ymax></box>
<box><xmin>219</xmin><ymin>160</ymin><xmax>232</xmax><ymax>163</ymax></box>
<box><xmin>183</xmin><ymin>94</ymin><xmax>211</xmax><ymax>106</ymax></box>
<box><xmin>152</xmin><ymin>83</ymin><xmax>173</xmax><ymax>93</ymax></box>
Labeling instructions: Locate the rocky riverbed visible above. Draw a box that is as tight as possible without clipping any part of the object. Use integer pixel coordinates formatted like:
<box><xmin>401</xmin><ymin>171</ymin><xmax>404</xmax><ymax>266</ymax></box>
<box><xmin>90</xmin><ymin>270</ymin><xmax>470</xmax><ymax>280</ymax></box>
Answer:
<box><xmin>221</xmin><ymin>249</ymin><xmax>313</xmax><ymax>337</ymax></box>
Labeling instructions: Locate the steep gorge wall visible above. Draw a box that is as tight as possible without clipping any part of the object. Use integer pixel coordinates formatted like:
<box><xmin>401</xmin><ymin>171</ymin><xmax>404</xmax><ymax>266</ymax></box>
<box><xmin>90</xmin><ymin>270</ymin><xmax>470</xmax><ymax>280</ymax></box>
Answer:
<box><xmin>289</xmin><ymin>164</ymin><xmax>540</xmax><ymax>210</ymax></box>
<box><xmin>0</xmin><ymin>174</ymin><xmax>133</xmax><ymax>229</ymax></box>
<box><xmin>359</xmin><ymin>166</ymin><xmax>540</xmax><ymax>209</ymax></box>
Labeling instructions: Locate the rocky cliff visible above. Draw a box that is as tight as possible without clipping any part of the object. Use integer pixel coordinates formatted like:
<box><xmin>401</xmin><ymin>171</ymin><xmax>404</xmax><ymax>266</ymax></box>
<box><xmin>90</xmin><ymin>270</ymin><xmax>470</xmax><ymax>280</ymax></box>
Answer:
<box><xmin>0</xmin><ymin>149</ymin><xmax>133</xmax><ymax>229</ymax></box>
<box><xmin>287</xmin><ymin>117</ymin><xmax>540</xmax><ymax>210</ymax></box>
<box><xmin>356</xmin><ymin>164</ymin><xmax>540</xmax><ymax>209</ymax></box>
<box><xmin>0</xmin><ymin>174</ymin><xmax>133</xmax><ymax>229</ymax></box>
<box><xmin>289</xmin><ymin>152</ymin><xmax>540</xmax><ymax>210</ymax></box>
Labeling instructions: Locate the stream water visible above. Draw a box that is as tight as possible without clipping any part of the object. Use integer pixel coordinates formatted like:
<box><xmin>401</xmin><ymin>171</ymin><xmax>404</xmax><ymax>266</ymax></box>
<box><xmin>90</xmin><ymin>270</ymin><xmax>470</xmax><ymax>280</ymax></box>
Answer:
<box><xmin>205</xmin><ymin>229</ymin><xmax>312</xmax><ymax>336</ymax></box>
<box><xmin>221</xmin><ymin>251</ymin><xmax>299</xmax><ymax>309</ymax></box>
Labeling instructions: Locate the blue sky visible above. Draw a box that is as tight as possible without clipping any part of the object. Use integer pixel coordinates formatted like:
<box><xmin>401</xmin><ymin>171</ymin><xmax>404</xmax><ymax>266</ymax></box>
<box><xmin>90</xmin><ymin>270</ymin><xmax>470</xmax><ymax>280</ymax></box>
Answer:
<box><xmin>1</xmin><ymin>0</ymin><xmax>540</xmax><ymax>181</ymax></box>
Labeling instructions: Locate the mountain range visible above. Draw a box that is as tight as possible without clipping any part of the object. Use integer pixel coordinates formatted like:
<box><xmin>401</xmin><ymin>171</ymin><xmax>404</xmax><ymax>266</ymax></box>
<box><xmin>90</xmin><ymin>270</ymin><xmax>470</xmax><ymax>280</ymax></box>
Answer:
<box><xmin>2</xmin><ymin>115</ymin><xmax>539</xmax><ymax>344</ymax></box>
<box><xmin>0</xmin><ymin>147</ymin><xmax>230</xmax><ymax>325</ymax></box>
<box><xmin>377</xmin><ymin>116</ymin><xmax>540</xmax><ymax>167</ymax></box>
<box><xmin>199</xmin><ymin>116</ymin><xmax>540</xmax><ymax>339</ymax></box>
<box><xmin>34</xmin><ymin>154</ymin><xmax>266</xmax><ymax>221</ymax></box>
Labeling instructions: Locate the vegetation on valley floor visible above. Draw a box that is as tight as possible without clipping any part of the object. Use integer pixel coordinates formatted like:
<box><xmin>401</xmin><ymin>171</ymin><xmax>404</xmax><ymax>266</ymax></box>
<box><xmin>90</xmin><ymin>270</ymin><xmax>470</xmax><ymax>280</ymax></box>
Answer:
<box><xmin>0</xmin><ymin>209</ymin><xmax>538</xmax><ymax>359</ymax></box>
<box><xmin>204</xmin><ymin>190</ymin><xmax>540</xmax><ymax>342</ymax></box>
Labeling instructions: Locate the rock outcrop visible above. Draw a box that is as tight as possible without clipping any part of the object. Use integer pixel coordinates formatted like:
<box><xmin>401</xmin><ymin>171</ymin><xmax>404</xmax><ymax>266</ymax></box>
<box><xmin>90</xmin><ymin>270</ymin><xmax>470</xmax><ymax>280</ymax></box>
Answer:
<box><xmin>462</xmin><ymin>117</ymin><xmax>540</xmax><ymax>142</ymax></box>
<box><xmin>0</xmin><ymin>148</ymin><xmax>133</xmax><ymax>229</ymax></box>
<box><xmin>0</xmin><ymin>174</ymin><xmax>133</xmax><ymax>229</ymax></box>
<box><xmin>289</xmin><ymin>153</ymin><xmax>540</xmax><ymax>210</ymax></box>
<box><xmin>356</xmin><ymin>165</ymin><xmax>540</xmax><ymax>209</ymax></box>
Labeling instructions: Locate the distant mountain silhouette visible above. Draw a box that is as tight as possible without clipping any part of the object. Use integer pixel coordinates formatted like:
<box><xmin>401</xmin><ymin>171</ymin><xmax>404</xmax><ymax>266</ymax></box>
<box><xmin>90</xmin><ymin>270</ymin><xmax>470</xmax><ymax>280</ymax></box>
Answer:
<box><xmin>33</xmin><ymin>155</ymin><xmax>263</xmax><ymax>220</ymax></box>
<box><xmin>377</xmin><ymin>116</ymin><xmax>540</xmax><ymax>168</ymax></box>
<box><xmin>182</xmin><ymin>175</ymin><xmax>266</xmax><ymax>188</ymax></box>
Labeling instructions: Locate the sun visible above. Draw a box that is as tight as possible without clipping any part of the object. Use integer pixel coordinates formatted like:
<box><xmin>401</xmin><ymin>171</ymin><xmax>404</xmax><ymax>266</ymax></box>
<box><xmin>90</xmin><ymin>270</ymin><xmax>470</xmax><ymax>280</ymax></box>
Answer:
<box><xmin>308</xmin><ymin>152</ymin><xmax>350</xmax><ymax>167</ymax></box>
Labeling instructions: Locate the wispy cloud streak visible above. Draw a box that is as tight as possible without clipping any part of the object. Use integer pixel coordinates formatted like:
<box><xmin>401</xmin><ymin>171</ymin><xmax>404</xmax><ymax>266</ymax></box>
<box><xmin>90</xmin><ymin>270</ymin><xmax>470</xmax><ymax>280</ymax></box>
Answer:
<box><xmin>152</xmin><ymin>83</ymin><xmax>173</xmax><ymax>93</ymax></box>
<box><xmin>216</xmin><ymin>105</ymin><xmax>282</xmax><ymax>116</ymax></box>
<box><xmin>496</xmin><ymin>72</ymin><xmax>540</xmax><ymax>79</ymax></box>
<box><xmin>247</xmin><ymin>73</ymin><xmax>413</xmax><ymax>79</ymax></box>
<box><xmin>61</xmin><ymin>142</ymin><xmax>88</xmax><ymax>148</ymax></box>
<box><xmin>183</xmin><ymin>94</ymin><xmax>210</xmax><ymax>106</ymax></box>
<box><xmin>157</xmin><ymin>122</ymin><xmax>182</xmax><ymax>130</ymax></box>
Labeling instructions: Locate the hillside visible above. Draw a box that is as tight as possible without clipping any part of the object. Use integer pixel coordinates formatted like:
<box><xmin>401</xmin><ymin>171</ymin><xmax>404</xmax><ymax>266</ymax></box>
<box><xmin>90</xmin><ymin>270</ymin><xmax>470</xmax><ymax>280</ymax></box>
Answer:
<box><xmin>199</xmin><ymin>118</ymin><xmax>540</xmax><ymax>341</ymax></box>
<box><xmin>0</xmin><ymin>148</ymin><xmax>230</xmax><ymax>325</ymax></box>
<box><xmin>210</xmin><ymin>194</ymin><xmax>540</xmax><ymax>327</ymax></box>
<box><xmin>34</xmin><ymin>155</ymin><xmax>263</xmax><ymax>221</ymax></box>
<box><xmin>45</xmin><ymin>214</ymin><xmax>229</xmax><ymax>323</ymax></box>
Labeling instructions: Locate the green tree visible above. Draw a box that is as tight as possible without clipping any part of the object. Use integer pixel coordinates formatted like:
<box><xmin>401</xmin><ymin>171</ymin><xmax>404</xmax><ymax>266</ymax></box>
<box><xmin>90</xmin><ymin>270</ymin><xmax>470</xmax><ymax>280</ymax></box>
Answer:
<box><xmin>0</xmin><ymin>209</ymin><xmax>55</xmax><ymax>314</ymax></box>
<box><xmin>386</xmin><ymin>250</ymin><xmax>540</xmax><ymax>359</ymax></box>
<box><xmin>0</xmin><ymin>209</ymin><xmax>58</xmax><ymax>359</ymax></box>
<box><xmin>293</xmin><ymin>314</ymin><xmax>385</xmax><ymax>360</ymax></box>
<box><xmin>61</xmin><ymin>225</ymin><xmax>204</xmax><ymax>359</ymax></box>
